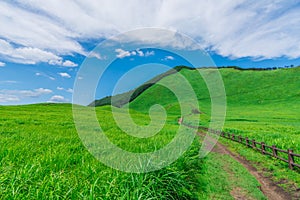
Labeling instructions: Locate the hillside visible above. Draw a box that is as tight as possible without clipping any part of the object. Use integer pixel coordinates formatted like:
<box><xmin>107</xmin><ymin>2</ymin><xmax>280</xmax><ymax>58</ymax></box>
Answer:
<box><xmin>92</xmin><ymin>66</ymin><xmax>300</xmax><ymax>110</ymax></box>
<box><xmin>91</xmin><ymin>66</ymin><xmax>300</xmax><ymax>149</ymax></box>
<box><xmin>129</xmin><ymin>66</ymin><xmax>300</xmax><ymax>110</ymax></box>
<box><xmin>89</xmin><ymin>66</ymin><xmax>195</xmax><ymax>107</ymax></box>
<box><xmin>129</xmin><ymin>66</ymin><xmax>300</xmax><ymax>139</ymax></box>
<box><xmin>127</xmin><ymin>66</ymin><xmax>300</xmax><ymax>192</ymax></box>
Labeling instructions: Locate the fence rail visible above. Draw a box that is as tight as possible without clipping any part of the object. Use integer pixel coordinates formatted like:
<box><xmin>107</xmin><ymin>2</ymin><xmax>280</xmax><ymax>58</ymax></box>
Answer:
<box><xmin>179</xmin><ymin>118</ymin><xmax>300</xmax><ymax>170</ymax></box>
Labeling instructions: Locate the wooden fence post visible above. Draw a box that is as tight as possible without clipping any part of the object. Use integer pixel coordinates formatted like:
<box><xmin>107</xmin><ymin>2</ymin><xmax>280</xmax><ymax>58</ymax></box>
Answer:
<box><xmin>261</xmin><ymin>142</ymin><xmax>265</xmax><ymax>155</ymax></box>
<box><xmin>288</xmin><ymin>149</ymin><xmax>294</xmax><ymax>170</ymax></box>
<box><xmin>245</xmin><ymin>137</ymin><xmax>249</xmax><ymax>147</ymax></box>
<box><xmin>272</xmin><ymin>145</ymin><xmax>278</xmax><ymax>158</ymax></box>
<box><xmin>238</xmin><ymin>135</ymin><xmax>242</xmax><ymax>143</ymax></box>
<box><xmin>252</xmin><ymin>139</ymin><xmax>256</xmax><ymax>149</ymax></box>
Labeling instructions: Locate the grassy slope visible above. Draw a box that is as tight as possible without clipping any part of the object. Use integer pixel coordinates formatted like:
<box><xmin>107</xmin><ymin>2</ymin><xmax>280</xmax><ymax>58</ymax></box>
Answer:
<box><xmin>130</xmin><ymin>67</ymin><xmax>300</xmax><ymax>150</ymax></box>
<box><xmin>89</xmin><ymin>66</ymin><xmax>194</xmax><ymax>107</ymax></box>
<box><xmin>129</xmin><ymin>66</ymin><xmax>300</xmax><ymax>190</ymax></box>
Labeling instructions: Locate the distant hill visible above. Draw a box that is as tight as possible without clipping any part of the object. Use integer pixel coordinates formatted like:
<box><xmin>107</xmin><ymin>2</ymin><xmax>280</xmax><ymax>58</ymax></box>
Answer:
<box><xmin>90</xmin><ymin>66</ymin><xmax>300</xmax><ymax>114</ymax></box>
<box><xmin>89</xmin><ymin>66</ymin><xmax>196</xmax><ymax>107</ymax></box>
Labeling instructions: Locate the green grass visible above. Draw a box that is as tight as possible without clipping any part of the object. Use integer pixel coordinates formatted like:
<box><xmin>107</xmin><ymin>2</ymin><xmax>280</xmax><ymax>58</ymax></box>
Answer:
<box><xmin>128</xmin><ymin>66</ymin><xmax>300</xmax><ymax>188</ymax></box>
<box><xmin>130</xmin><ymin>67</ymin><xmax>300</xmax><ymax>150</ymax></box>
<box><xmin>2</xmin><ymin>66</ymin><xmax>300</xmax><ymax>198</ymax></box>
<box><xmin>199</xmin><ymin>153</ymin><xmax>266</xmax><ymax>200</ymax></box>
<box><xmin>0</xmin><ymin>103</ymin><xmax>204</xmax><ymax>199</ymax></box>
<box><xmin>0</xmin><ymin>103</ymin><xmax>266</xmax><ymax>199</ymax></box>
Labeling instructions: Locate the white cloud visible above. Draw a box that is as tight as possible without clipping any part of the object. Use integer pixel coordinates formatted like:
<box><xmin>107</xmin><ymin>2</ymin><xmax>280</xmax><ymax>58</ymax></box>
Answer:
<box><xmin>162</xmin><ymin>56</ymin><xmax>175</xmax><ymax>61</ymax></box>
<box><xmin>115</xmin><ymin>48</ymin><xmax>132</xmax><ymax>58</ymax></box>
<box><xmin>136</xmin><ymin>49</ymin><xmax>144</xmax><ymax>57</ymax></box>
<box><xmin>115</xmin><ymin>48</ymin><xmax>155</xmax><ymax>59</ymax></box>
<box><xmin>66</xmin><ymin>88</ymin><xmax>73</xmax><ymax>93</ymax></box>
<box><xmin>0</xmin><ymin>88</ymin><xmax>52</xmax><ymax>103</ymax></box>
<box><xmin>56</xmin><ymin>87</ymin><xmax>73</xmax><ymax>93</ymax></box>
<box><xmin>49</xmin><ymin>77</ymin><xmax>55</xmax><ymax>80</ymax></box>
<box><xmin>88</xmin><ymin>51</ymin><xmax>106</xmax><ymax>60</ymax></box>
<box><xmin>35</xmin><ymin>72</ymin><xmax>41</xmax><ymax>76</ymax></box>
<box><xmin>58</xmin><ymin>72</ymin><xmax>71</xmax><ymax>78</ymax></box>
<box><xmin>17</xmin><ymin>88</ymin><xmax>52</xmax><ymax>97</ymax></box>
<box><xmin>34</xmin><ymin>88</ymin><xmax>52</xmax><ymax>95</ymax></box>
<box><xmin>0</xmin><ymin>39</ymin><xmax>77</xmax><ymax>66</ymax></box>
<box><xmin>0</xmin><ymin>61</ymin><xmax>5</xmax><ymax>67</ymax></box>
<box><xmin>0</xmin><ymin>94</ymin><xmax>20</xmax><ymax>103</ymax></box>
<box><xmin>0</xmin><ymin>0</ymin><xmax>299</xmax><ymax>62</ymax></box>
<box><xmin>62</xmin><ymin>60</ymin><xmax>78</xmax><ymax>67</ymax></box>
<box><xmin>145</xmin><ymin>51</ymin><xmax>155</xmax><ymax>57</ymax></box>
<box><xmin>48</xmin><ymin>95</ymin><xmax>67</xmax><ymax>103</ymax></box>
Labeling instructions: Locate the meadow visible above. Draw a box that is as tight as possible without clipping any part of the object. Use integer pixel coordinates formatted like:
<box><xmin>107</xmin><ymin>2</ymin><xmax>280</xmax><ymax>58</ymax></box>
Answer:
<box><xmin>0</xmin><ymin>104</ymin><xmax>205</xmax><ymax>199</ymax></box>
<box><xmin>0</xmin><ymin>104</ymin><xmax>266</xmax><ymax>199</ymax></box>
<box><xmin>1</xmin><ymin>66</ymin><xmax>299</xmax><ymax>199</ymax></box>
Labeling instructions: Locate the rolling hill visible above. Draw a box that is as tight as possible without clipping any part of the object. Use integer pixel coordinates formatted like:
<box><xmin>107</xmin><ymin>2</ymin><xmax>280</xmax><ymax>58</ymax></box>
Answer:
<box><xmin>93</xmin><ymin>65</ymin><xmax>300</xmax><ymax>151</ymax></box>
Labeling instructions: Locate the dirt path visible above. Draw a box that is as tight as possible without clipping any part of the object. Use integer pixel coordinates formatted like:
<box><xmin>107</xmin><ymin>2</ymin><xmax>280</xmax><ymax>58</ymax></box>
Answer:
<box><xmin>212</xmin><ymin>140</ymin><xmax>292</xmax><ymax>200</ymax></box>
<box><xmin>180</xmin><ymin>121</ymin><xmax>296</xmax><ymax>199</ymax></box>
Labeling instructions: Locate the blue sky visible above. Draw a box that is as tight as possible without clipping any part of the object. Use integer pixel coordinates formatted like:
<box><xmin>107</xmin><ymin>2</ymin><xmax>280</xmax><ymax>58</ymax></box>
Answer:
<box><xmin>0</xmin><ymin>1</ymin><xmax>300</xmax><ymax>105</ymax></box>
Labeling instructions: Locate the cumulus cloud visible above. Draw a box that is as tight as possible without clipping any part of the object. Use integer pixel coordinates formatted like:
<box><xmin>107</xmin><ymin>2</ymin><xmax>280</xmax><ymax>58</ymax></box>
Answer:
<box><xmin>162</xmin><ymin>56</ymin><xmax>175</xmax><ymax>61</ymax></box>
<box><xmin>0</xmin><ymin>0</ymin><xmax>299</xmax><ymax>63</ymax></box>
<box><xmin>66</xmin><ymin>88</ymin><xmax>73</xmax><ymax>93</ymax></box>
<box><xmin>115</xmin><ymin>48</ymin><xmax>155</xmax><ymax>59</ymax></box>
<box><xmin>0</xmin><ymin>94</ymin><xmax>20</xmax><ymax>103</ymax></box>
<box><xmin>62</xmin><ymin>60</ymin><xmax>78</xmax><ymax>67</ymax></box>
<box><xmin>0</xmin><ymin>61</ymin><xmax>5</xmax><ymax>67</ymax></box>
<box><xmin>145</xmin><ymin>51</ymin><xmax>155</xmax><ymax>57</ymax></box>
<box><xmin>0</xmin><ymin>88</ymin><xmax>52</xmax><ymax>103</ymax></box>
<box><xmin>0</xmin><ymin>39</ymin><xmax>77</xmax><ymax>66</ymax></box>
<box><xmin>58</xmin><ymin>72</ymin><xmax>71</xmax><ymax>78</ymax></box>
<box><xmin>88</xmin><ymin>51</ymin><xmax>106</xmax><ymax>60</ymax></box>
<box><xmin>48</xmin><ymin>95</ymin><xmax>68</xmax><ymax>103</ymax></box>
<box><xmin>56</xmin><ymin>87</ymin><xmax>73</xmax><ymax>93</ymax></box>
<box><xmin>115</xmin><ymin>48</ymin><xmax>132</xmax><ymax>58</ymax></box>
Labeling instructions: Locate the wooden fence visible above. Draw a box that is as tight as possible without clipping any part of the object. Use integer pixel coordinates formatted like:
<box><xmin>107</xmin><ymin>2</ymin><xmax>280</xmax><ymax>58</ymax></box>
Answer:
<box><xmin>179</xmin><ymin>118</ymin><xmax>300</xmax><ymax>170</ymax></box>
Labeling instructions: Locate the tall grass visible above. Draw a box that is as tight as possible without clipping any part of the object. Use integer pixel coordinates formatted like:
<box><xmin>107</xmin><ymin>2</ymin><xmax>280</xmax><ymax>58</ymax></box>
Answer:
<box><xmin>0</xmin><ymin>104</ymin><xmax>203</xmax><ymax>199</ymax></box>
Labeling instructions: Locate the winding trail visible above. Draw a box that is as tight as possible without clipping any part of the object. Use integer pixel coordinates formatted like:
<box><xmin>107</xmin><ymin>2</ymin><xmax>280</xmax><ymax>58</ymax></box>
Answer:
<box><xmin>211</xmin><ymin>139</ymin><xmax>291</xmax><ymax>200</ymax></box>
<box><xmin>179</xmin><ymin>117</ymin><xmax>294</xmax><ymax>199</ymax></box>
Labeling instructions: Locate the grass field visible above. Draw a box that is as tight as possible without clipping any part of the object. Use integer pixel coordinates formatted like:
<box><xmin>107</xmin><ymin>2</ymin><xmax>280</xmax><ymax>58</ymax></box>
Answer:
<box><xmin>129</xmin><ymin>66</ymin><xmax>300</xmax><ymax>188</ymax></box>
<box><xmin>0</xmin><ymin>103</ymin><xmax>266</xmax><ymax>199</ymax></box>
<box><xmin>0</xmin><ymin>104</ymin><xmax>206</xmax><ymax>199</ymax></box>
<box><xmin>1</xmin><ymin>66</ymin><xmax>299</xmax><ymax>199</ymax></box>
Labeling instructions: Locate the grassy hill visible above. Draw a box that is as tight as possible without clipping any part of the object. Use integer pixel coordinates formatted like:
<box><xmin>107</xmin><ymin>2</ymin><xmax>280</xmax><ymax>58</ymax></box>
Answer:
<box><xmin>130</xmin><ymin>66</ymin><xmax>300</xmax><ymax>144</ymax></box>
<box><xmin>90</xmin><ymin>65</ymin><xmax>300</xmax><ymax>153</ymax></box>
<box><xmin>125</xmin><ymin>66</ymin><xmax>299</xmax><ymax>108</ymax></box>
<box><xmin>89</xmin><ymin>66</ymin><xmax>195</xmax><ymax>107</ymax></box>
<box><xmin>128</xmin><ymin>66</ymin><xmax>300</xmax><ymax>187</ymax></box>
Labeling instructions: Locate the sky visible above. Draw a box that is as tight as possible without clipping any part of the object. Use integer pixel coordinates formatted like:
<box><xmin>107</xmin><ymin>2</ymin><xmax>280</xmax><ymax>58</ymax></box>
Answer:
<box><xmin>0</xmin><ymin>0</ymin><xmax>300</xmax><ymax>105</ymax></box>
